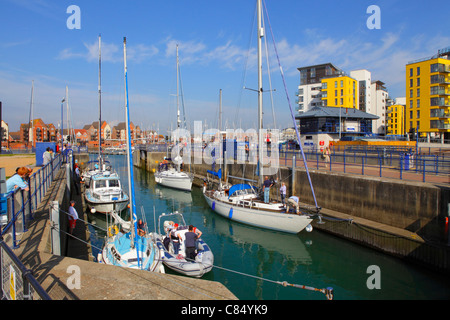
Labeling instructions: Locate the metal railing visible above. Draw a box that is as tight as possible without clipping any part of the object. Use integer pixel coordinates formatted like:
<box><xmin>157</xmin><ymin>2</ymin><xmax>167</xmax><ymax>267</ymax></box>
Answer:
<box><xmin>0</xmin><ymin>237</ymin><xmax>51</xmax><ymax>300</ymax></box>
<box><xmin>1</xmin><ymin>154</ymin><xmax>63</xmax><ymax>249</ymax></box>
<box><xmin>280</xmin><ymin>148</ymin><xmax>450</xmax><ymax>183</ymax></box>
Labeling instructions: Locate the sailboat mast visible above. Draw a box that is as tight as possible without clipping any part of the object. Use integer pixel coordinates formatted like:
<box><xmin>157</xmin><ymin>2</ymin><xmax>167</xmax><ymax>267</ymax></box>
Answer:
<box><xmin>176</xmin><ymin>44</ymin><xmax>181</xmax><ymax>129</ymax></box>
<box><xmin>66</xmin><ymin>86</ymin><xmax>70</xmax><ymax>144</ymax></box>
<box><xmin>98</xmin><ymin>34</ymin><xmax>102</xmax><ymax>166</ymax></box>
<box><xmin>123</xmin><ymin>37</ymin><xmax>138</xmax><ymax>251</ymax></box>
<box><xmin>257</xmin><ymin>0</ymin><xmax>264</xmax><ymax>186</ymax></box>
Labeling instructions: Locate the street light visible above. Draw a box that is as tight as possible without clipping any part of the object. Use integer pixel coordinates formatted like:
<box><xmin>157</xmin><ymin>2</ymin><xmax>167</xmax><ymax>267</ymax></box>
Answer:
<box><xmin>61</xmin><ymin>98</ymin><xmax>65</xmax><ymax>151</ymax></box>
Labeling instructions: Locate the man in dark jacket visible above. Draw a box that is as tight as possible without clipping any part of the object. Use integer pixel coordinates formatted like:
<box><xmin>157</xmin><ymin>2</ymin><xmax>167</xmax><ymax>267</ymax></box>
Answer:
<box><xmin>184</xmin><ymin>225</ymin><xmax>198</xmax><ymax>261</ymax></box>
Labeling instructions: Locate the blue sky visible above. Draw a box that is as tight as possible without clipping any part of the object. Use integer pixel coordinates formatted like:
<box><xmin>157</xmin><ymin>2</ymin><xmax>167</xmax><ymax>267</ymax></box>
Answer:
<box><xmin>1</xmin><ymin>0</ymin><xmax>449</xmax><ymax>134</ymax></box>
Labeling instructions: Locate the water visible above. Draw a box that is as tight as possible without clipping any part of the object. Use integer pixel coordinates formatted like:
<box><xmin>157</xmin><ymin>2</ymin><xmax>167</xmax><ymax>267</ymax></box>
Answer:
<box><xmin>87</xmin><ymin>154</ymin><xmax>450</xmax><ymax>300</ymax></box>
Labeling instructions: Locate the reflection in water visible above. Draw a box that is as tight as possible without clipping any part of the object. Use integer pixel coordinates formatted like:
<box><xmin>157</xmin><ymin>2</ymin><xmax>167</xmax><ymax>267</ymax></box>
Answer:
<box><xmin>86</xmin><ymin>155</ymin><xmax>450</xmax><ymax>300</ymax></box>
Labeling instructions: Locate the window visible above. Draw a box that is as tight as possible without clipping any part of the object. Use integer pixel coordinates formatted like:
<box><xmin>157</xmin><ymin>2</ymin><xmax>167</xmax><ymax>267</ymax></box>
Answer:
<box><xmin>417</xmin><ymin>99</ymin><xmax>420</xmax><ymax>108</ymax></box>
<box><xmin>410</xmin><ymin>68</ymin><xmax>413</xmax><ymax>77</ymax></box>
<box><xmin>417</xmin><ymin>88</ymin><xmax>420</xmax><ymax>97</ymax></box>
<box><xmin>417</xmin><ymin>78</ymin><xmax>420</xmax><ymax>86</ymax></box>
<box><xmin>417</xmin><ymin>110</ymin><xmax>420</xmax><ymax>118</ymax></box>
<box><xmin>410</xmin><ymin>100</ymin><xmax>413</xmax><ymax>108</ymax></box>
<box><xmin>410</xmin><ymin>111</ymin><xmax>413</xmax><ymax>118</ymax></box>
<box><xmin>340</xmin><ymin>98</ymin><xmax>343</xmax><ymax>105</ymax></box>
<box><xmin>334</xmin><ymin>81</ymin><xmax>337</xmax><ymax>88</ymax></box>
<box><xmin>410</xmin><ymin>79</ymin><xmax>413</xmax><ymax>87</ymax></box>
<box><xmin>340</xmin><ymin>80</ymin><xmax>343</xmax><ymax>87</ymax></box>
<box><xmin>310</xmin><ymin>67</ymin><xmax>315</xmax><ymax>78</ymax></box>
<box><xmin>322</xmin><ymin>82</ymin><xmax>327</xmax><ymax>89</ymax></box>
<box><xmin>417</xmin><ymin>67</ymin><xmax>420</xmax><ymax>76</ymax></box>
<box><xmin>410</xmin><ymin>89</ymin><xmax>413</xmax><ymax>98</ymax></box>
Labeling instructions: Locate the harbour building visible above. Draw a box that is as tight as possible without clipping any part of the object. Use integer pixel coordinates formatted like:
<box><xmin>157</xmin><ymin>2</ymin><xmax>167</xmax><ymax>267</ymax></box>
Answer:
<box><xmin>405</xmin><ymin>47</ymin><xmax>450</xmax><ymax>142</ymax></box>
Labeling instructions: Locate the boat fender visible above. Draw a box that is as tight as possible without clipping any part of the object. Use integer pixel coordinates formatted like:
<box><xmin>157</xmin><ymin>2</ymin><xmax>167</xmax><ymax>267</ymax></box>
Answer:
<box><xmin>305</xmin><ymin>224</ymin><xmax>313</xmax><ymax>232</ymax></box>
<box><xmin>108</xmin><ymin>225</ymin><xmax>119</xmax><ymax>237</ymax></box>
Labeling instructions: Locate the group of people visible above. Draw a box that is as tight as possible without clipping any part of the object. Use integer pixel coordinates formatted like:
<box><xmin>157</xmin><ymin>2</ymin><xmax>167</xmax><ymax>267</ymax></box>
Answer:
<box><xmin>263</xmin><ymin>176</ymin><xmax>301</xmax><ymax>214</ymax></box>
<box><xmin>163</xmin><ymin>222</ymin><xmax>202</xmax><ymax>261</ymax></box>
<box><xmin>5</xmin><ymin>163</ymin><xmax>80</xmax><ymax>235</ymax></box>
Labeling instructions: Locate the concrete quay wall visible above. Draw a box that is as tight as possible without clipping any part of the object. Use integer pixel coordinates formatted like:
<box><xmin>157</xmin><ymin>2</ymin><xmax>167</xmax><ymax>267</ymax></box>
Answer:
<box><xmin>137</xmin><ymin>151</ymin><xmax>450</xmax><ymax>274</ymax></box>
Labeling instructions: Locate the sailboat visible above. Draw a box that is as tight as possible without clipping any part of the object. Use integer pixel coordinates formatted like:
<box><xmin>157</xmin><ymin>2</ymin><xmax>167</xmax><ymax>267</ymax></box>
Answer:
<box><xmin>155</xmin><ymin>45</ymin><xmax>193</xmax><ymax>192</ymax></box>
<box><xmin>98</xmin><ymin>37</ymin><xmax>163</xmax><ymax>273</ymax></box>
<box><xmin>203</xmin><ymin>0</ymin><xmax>320</xmax><ymax>234</ymax></box>
<box><xmin>85</xmin><ymin>34</ymin><xmax>129</xmax><ymax>214</ymax></box>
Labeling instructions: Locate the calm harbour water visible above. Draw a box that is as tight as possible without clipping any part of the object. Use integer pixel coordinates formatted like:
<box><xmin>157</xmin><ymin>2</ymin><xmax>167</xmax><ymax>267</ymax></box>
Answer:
<box><xmin>87</xmin><ymin>154</ymin><xmax>450</xmax><ymax>300</ymax></box>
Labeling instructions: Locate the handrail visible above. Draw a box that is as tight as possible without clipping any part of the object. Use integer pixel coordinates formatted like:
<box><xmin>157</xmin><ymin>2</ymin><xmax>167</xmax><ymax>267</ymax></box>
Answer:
<box><xmin>0</xmin><ymin>237</ymin><xmax>51</xmax><ymax>300</ymax></box>
<box><xmin>1</xmin><ymin>153</ymin><xmax>63</xmax><ymax>248</ymax></box>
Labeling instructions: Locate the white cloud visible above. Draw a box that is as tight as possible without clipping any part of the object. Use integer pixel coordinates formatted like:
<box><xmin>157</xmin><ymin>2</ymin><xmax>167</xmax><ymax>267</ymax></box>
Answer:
<box><xmin>57</xmin><ymin>40</ymin><xmax>158</xmax><ymax>64</ymax></box>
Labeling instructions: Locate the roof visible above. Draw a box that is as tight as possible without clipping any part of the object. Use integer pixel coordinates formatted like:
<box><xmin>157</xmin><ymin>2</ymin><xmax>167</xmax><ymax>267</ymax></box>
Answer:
<box><xmin>296</xmin><ymin>106</ymin><xmax>379</xmax><ymax>120</ymax></box>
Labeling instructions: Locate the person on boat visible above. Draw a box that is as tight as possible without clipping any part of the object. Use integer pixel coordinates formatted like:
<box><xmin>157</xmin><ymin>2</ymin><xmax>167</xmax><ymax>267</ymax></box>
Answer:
<box><xmin>183</xmin><ymin>225</ymin><xmax>199</xmax><ymax>261</ymax></box>
<box><xmin>263</xmin><ymin>176</ymin><xmax>273</xmax><ymax>204</ymax></box>
<box><xmin>162</xmin><ymin>157</ymin><xmax>168</xmax><ymax>170</ymax></box>
<box><xmin>286</xmin><ymin>196</ymin><xmax>300</xmax><ymax>214</ymax></box>
<box><xmin>137</xmin><ymin>219</ymin><xmax>146</xmax><ymax>236</ymax></box>
<box><xmin>191</xmin><ymin>226</ymin><xmax>202</xmax><ymax>239</ymax></box>
<box><xmin>280</xmin><ymin>182</ymin><xmax>287</xmax><ymax>205</ymax></box>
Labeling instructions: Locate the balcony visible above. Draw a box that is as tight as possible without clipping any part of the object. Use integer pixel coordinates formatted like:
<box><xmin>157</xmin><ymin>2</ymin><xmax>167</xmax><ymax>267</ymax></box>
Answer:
<box><xmin>430</xmin><ymin>97</ymin><xmax>450</xmax><ymax>107</ymax></box>
<box><xmin>431</xmin><ymin>63</ymin><xmax>450</xmax><ymax>74</ymax></box>
<box><xmin>430</xmin><ymin>75</ymin><xmax>450</xmax><ymax>85</ymax></box>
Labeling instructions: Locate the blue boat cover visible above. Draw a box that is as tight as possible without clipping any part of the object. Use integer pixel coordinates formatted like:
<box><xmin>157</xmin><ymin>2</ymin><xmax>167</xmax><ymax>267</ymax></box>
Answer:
<box><xmin>207</xmin><ymin>168</ymin><xmax>222</xmax><ymax>179</ymax></box>
<box><xmin>228</xmin><ymin>183</ymin><xmax>253</xmax><ymax>198</ymax></box>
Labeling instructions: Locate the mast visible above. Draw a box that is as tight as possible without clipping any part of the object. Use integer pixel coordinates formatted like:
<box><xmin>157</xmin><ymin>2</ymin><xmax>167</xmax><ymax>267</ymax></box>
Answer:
<box><xmin>176</xmin><ymin>44</ymin><xmax>181</xmax><ymax>130</ymax></box>
<box><xmin>98</xmin><ymin>34</ymin><xmax>102</xmax><ymax>167</ymax></box>
<box><xmin>123</xmin><ymin>37</ymin><xmax>138</xmax><ymax>257</ymax></box>
<box><xmin>219</xmin><ymin>89</ymin><xmax>222</xmax><ymax>133</ymax></box>
<box><xmin>29</xmin><ymin>80</ymin><xmax>34</xmax><ymax>147</ymax></box>
<box><xmin>257</xmin><ymin>0</ymin><xmax>264</xmax><ymax>186</ymax></box>
<box><xmin>66</xmin><ymin>86</ymin><xmax>70</xmax><ymax>145</ymax></box>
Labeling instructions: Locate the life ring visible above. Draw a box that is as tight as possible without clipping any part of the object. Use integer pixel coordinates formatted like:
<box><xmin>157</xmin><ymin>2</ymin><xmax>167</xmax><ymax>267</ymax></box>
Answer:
<box><xmin>108</xmin><ymin>225</ymin><xmax>119</xmax><ymax>237</ymax></box>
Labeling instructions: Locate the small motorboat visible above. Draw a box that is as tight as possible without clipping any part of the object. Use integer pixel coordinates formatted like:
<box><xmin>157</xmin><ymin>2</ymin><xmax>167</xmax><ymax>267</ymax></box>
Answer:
<box><xmin>154</xmin><ymin>212</ymin><xmax>214</xmax><ymax>278</ymax></box>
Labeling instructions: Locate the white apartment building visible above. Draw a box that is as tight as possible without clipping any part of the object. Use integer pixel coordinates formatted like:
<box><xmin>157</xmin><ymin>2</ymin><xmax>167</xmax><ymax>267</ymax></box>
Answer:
<box><xmin>350</xmin><ymin>69</ymin><xmax>389</xmax><ymax>135</ymax></box>
<box><xmin>296</xmin><ymin>83</ymin><xmax>323</xmax><ymax>114</ymax></box>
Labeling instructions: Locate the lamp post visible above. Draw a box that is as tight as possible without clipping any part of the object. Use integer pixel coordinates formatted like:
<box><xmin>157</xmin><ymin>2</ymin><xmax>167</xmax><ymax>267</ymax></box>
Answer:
<box><xmin>61</xmin><ymin>98</ymin><xmax>65</xmax><ymax>152</ymax></box>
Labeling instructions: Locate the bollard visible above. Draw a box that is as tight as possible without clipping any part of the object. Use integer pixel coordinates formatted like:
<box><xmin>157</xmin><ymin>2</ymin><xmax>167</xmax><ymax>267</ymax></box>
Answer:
<box><xmin>50</xmin><ymin>201</ymin><xmax>61</xmax><ymax>256</ymax></box>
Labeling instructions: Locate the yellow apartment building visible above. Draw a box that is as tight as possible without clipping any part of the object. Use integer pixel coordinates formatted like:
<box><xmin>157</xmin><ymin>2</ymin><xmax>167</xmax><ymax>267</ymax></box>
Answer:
<box><xmin>406</xmin><ymin>48</ymin><xmax>450</xmax><ymax>141</ymax></box>
<box><xmin>386</xmin><ymin>103</ymin><xmax>405</xmax><ymax>136</ymax></box>
<box><xmin>321</xmin><ymin>76</ymin><xmax>358</xmax><ymax>110</ymax></box>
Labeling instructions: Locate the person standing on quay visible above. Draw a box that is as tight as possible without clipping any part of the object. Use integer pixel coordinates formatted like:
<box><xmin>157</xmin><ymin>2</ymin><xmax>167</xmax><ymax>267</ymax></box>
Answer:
<box><xmin>68</xmin><ymin>200</ymin><xmax>78</xmax><ymax>235</ymax></box>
